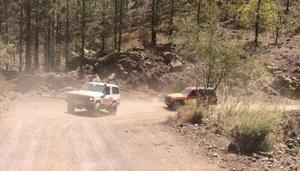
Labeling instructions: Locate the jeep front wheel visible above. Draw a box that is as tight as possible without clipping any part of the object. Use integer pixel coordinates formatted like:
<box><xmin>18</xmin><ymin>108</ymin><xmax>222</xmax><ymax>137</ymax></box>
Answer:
<box><xmin>93</xmin><ymin>103</ymin><xmax>101</xmax><ymax>115</ymax></box>
<box><xmin>172</xmin><ymin>101</ymin><xmax>182</xmax><ymax>111</ymax></box>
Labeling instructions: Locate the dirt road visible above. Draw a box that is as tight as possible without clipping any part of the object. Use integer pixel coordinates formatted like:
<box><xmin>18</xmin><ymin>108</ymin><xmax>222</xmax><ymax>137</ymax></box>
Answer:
<box><xmin>0</xmin><ymin>95</ymin><xmax>222</xmax><ymax>171</ymax></box>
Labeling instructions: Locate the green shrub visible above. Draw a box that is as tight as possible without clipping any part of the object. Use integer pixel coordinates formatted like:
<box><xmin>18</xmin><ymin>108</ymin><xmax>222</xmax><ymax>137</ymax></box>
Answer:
<box><xmin>285</xmin><ymin>11</ymin><xmax>300</xmax><ymax>35</ymax></box>
<box><xmin>237</xmin><ymin>0</ymin><xmax>280</xmax><ymax>32</ymax></box>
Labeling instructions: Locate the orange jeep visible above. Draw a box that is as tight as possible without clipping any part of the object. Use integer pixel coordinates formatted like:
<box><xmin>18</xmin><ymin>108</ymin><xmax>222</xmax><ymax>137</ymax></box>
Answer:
<box><xmin>164</xmin><ymin>87</ymin><xmax>217</xmax><ymax>110</ymax></box>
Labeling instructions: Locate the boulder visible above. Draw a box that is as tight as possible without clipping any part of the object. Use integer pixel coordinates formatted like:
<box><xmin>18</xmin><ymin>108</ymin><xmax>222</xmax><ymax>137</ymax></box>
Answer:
<box><xmin>117</xmin><ymin>64</ymin><xmax>125</xmax><ymax>71</ymax></box>
<box><xmin>84</xmin><ymin>49</ymin><xmax>97</xmax><ymax>59</ymax></box>
<box><xmin>293</xmin><ymin>67</ymin><xmax>300</xmax><ymax>73</ymax></box>
<box><xmin>67</xmin><ymin>56</ymin><xmax>96</xmax><ymax>71</ymax></box>
<box><xmin>162</xmin><ymin>51</ymin><xmax>177</xmax><ymax>64</ymax></box>
<box><xmin>170</xmin><ymin>60</ymin><xmax>184</xmax><ymax>72</ymax></box>
<box><xmin>262</xmin><ymin>86</ymin><xmax>279</xmax><ymax>96</ymax></box>
<box><xmin>71</xmin><ymin>51</ymin><xmax>79</xmax><ymax>58</ymax></box>
<box><xmin>107</xmin><ymin>73</ymin><xmax>116</xmax><ymax>81</ymax></box>
<box><xmin>132</xmin><ymin>45</ymin><xmax>145</xmax><ymax>51</ymax></box>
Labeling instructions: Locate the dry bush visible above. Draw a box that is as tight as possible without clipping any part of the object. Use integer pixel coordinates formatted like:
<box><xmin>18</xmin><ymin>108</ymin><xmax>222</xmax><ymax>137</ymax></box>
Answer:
<box><xmin>214</xmin><ymin>99</ymin><xmax>283</xmax><ymax>153</ymax></box>
<box><xmin>177</xmin><ymin>105</ymin><xmax>210</xmax><ymax>124</ymax></box>
<box><xmin>175</xmin><ymin>96</ymin><xmax>284</xmax><ymax>153</ymax></box>
<box><xmin>0</xmin><ymin>74</ymin><xmax>15</xmax><ymax>102</ymax></box>
<box><xmin>282</xmin><ymin>111</ymin><xmax>300</xmax><ymax>155</ymax></box>
<box><xmin>0</xmin><ymin>74</ymin><xmax>12</xmax><ymax>92</ymax></box>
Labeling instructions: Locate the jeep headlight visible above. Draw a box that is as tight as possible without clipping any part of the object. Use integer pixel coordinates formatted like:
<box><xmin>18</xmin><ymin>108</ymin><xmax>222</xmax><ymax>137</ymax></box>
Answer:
<box><xmin>89</xmin><ymin>97</ymin><xmax>94</xmax><ymax>101</ymax></box>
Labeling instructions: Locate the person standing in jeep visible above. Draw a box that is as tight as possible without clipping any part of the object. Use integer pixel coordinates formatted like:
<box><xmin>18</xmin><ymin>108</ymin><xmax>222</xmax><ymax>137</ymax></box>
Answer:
<box><xmin>66</xmin><ymin>82</ymin><xmax>120</xmax><ymax>115</ymax></box>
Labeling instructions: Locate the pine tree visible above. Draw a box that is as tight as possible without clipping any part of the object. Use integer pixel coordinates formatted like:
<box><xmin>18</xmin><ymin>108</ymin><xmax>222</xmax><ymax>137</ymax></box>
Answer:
<box><xmin>25</xmin><ymin>0</ymin><xmax>32</xmax><ymax>71</ymax></box>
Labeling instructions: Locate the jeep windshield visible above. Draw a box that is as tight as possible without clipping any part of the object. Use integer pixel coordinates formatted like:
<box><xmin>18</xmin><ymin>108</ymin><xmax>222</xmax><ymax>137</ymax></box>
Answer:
<box><xmin>181</xmin><ymin>88</ymin><xmax>216</xmax><ymax>97</ymax></box>
<box><xmin>81</xmin><ymin>84</ymin><xmax>105</xmax><ymax>92</ymax></box>
<box><xmin>181</xmin><ymin>88</ymin><xmax>192</xmax><ymax>96</ymax></box>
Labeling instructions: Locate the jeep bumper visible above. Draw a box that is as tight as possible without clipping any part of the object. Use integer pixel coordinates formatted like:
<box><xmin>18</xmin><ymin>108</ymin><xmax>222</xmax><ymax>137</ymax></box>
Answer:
<box><xmin>164</xmin><ymin>97</ymin><xmax>174</xmax><ymax>107</ymax></box>
<box><xmin>66</xmin><ymin>98</ymin><xmax>95</xmax><ymax>109</ymax></box>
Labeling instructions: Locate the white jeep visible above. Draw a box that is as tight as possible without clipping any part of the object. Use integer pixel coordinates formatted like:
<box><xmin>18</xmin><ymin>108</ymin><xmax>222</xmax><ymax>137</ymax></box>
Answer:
<box><xmin>66</xmin><ymin>82</ymin><xmax>120</xmax><ymax>115</ymax></box>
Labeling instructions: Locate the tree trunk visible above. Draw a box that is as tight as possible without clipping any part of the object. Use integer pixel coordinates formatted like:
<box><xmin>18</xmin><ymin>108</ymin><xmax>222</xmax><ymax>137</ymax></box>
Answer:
<box><xmin>118</xmin><ymin>0</ymin><xmax>123</xmax><ymax>52</ymax></box>
<box><xmin>275</xmin><ymin>12</ymin><xmax>281</xmax><ymax>45</ymax></box>
<box><xmin>65</xmin><ymin>0</ymin><xmax>70</xmax><ymax>70</ymax></box>
<box><xmin>47</xmin><ymin>26</ymin><xmax>51</xmax><ymax>72</ymax></box>
<box><xmin>80</xmin><ymin>0</ymin><xmax>86</xmax><ymax>77</ymax></box>
<box><xmin>25</xmin><ymin>0</ymin><xmax>32</xmax><ymax>72</ymax></box>
<box><xmin>197</xmin><ymin>0</ymin><xmax>201</xmax><ymax>25</ymax></box>
<box><xmin>286</xmin><ymin>0</ymin><xmax>290</xmax><ymax>14</ymax></box>
<box><xmin>101</xmin><ymin>0</ymin><xmax>107</xmax><ymax>52</ymax></box>
<box><xmin>0</xmin><ymin>1</ymin><xmax>2</xmax><ymax>37</ymax></box>
<box><xmin>50</xmin><ymin>15</ymin><xmax>55</xmax><ymax>70</ymax></box>
<box><xmin>3</xmin><ymin>0</ymin><xmax>8</xmax><ymax>44</ymax></box>
<box><xmin>34</xmin><ymin>0</ymin><xmax>39</xmax><ymax>70</ymax></box>
<box><xmin>168</xmin><ymin>0</ymin><xmax>174</xmax><ymax>36</ymax></box>
<box><xmin>45</xmin><ymin>17</ymin><xmax>51</xmax><ymax>72</ymax></box>
<box><xmin>19</xmin><ymin>2</ymin><xmax>24</xmax><ymax>72</ymax></box>
<box><xmin>254</xmin><ymin>0</ymin><xmax>261</xmax><ymax>47</ymax></box>
<box><xmin>151</xmin><ymin>0</ymin><xmax>157</xmax><ymax>47</ymax></box>
<box><xmin>44</xmin><ymin>30</ymin><xmax>48</xmax><ymax>71</ymax></box>
<box><xmin>56</xmin><ymin>8</ymin><xmax>61</xmax><ymax>67</ymax></box>
<box><xmin>114</xmin><ymin>0</ymin><xmax>118</xmax><ymax>51</ymax></box>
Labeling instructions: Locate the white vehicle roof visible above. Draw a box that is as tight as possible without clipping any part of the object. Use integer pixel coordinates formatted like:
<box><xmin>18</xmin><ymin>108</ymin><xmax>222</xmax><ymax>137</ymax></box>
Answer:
<box><xmin>85</xmin><ymin>82</ymin><xmax>119</xmax><ymax>87</ymax></box>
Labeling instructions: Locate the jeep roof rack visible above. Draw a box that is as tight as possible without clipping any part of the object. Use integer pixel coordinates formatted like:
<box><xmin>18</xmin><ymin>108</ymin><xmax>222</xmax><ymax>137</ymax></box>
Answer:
<box><xmin>86</xmin><ymin>81</ymin><xmax>119</xmax><ymax>87</ymax></box>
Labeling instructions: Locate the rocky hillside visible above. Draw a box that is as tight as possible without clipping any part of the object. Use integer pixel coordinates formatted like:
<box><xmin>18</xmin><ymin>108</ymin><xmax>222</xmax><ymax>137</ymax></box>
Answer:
<box><xmin>68</xmin><ymin>45</ymin><xmax>197</xmax><ymax>92</ymax></box>
<box><xmin>266</xmin><ymin>36</ymin><xmax>300</xmax><ymax>98</ymax></box>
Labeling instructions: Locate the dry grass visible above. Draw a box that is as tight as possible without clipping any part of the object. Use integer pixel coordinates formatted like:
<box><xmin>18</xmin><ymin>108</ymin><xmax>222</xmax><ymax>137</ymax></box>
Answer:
<box><xmin>177</xmin><ymin>104</ymin><xmax>210</xmax><ymax>124</ymax></box>
<box><xmin>177</xmin><ymin>98</ymin><xmax>284</xmax><ymax>153</ymax></box>
<box><xmin>213</xmin><ymin>98</ymin><xmax>284</xmax><ymax>153</ymax></box>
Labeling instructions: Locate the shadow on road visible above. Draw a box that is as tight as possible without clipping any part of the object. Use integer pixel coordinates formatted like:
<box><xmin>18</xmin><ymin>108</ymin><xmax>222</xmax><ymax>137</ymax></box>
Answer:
<box><xmin>163</xmin><ymin>106</ymin><xmax>176</xmax><ymax>112</ymax></box>
<box><xmin>65</xmin><ymin>110</ymin><xmax>114</xmax><ymax>118</ymax></box>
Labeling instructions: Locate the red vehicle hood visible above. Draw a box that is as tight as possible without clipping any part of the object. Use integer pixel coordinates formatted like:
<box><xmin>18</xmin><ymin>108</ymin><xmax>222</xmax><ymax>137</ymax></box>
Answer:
<box><xmin>167</xmin><ymin>93</ymin><xmax>187</xmax><ymax>100</ymax></box>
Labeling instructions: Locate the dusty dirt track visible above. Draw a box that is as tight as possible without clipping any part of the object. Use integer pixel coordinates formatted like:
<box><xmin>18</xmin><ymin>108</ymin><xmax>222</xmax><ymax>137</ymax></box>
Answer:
<box><xmin>0</xmin><ymin>95</ymin><xmax>222</xmax><ymax>171</ymax></box>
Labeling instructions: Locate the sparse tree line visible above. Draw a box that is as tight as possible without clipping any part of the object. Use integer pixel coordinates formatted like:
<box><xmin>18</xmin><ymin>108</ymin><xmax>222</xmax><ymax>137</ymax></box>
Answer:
<box><xmin>0</xmin><ymin>0</ymin><xmax>299</xmax><ymax>73</ymax></box>
<box><xmin>173</xmin><ymin>0</ymin><xmax>300</xmax><ymax>91</ymax></box>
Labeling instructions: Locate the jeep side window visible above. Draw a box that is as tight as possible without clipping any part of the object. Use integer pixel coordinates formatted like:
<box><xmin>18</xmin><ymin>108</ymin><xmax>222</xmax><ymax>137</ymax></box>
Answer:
<box><xmin>198</xmin><ymin>90</ymin><xmax>206</xmax><ymax>97</ymax></box>
<box><xmin>199</xmin><ymin>89</ymin><xmax>215</xmax><ymax>98</ymax></box>
<box><xmin>189</xmin><ymin>90</ymin><xmax>197</xmax><ymax>97</ymax></box>
<box><xmin>105</xmin><ymin>87</ymin><xmax>111</xmax><ymax>95</ymax></box>
<box><xmin>112</xmin><ymin>87</ymin><xmax>119</xmax><ymax>95</ymax></box>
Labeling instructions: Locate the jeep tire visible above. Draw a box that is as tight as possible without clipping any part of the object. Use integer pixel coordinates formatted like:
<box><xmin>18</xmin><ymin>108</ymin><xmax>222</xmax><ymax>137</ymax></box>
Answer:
<box><xmin>172</xmin><ymin>101</ymin><xmax>182</xmax><ymax>111</ymax></box>
<box><xmin>93</xmin><ymin>102</ymin><xmax>101</xmax><ymax>115</ymax></box>
<box><xmin>108</xmin><ymin>103</ymin><xmax>117</xmax><ymax>115</ymax></box>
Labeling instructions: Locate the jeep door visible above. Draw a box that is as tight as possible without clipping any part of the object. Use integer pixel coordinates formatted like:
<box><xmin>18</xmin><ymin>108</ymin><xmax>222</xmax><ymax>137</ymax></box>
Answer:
<box><xmin>186</xmin><ymin>90</ymin><xmax>198</xmax><ymax>105</ymax></box>
<box><xmin>112</xmin><ymin>86</ymin><xmax>120</xmax><ymax>104</ymax></box>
